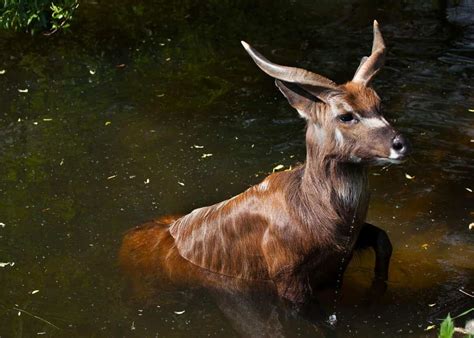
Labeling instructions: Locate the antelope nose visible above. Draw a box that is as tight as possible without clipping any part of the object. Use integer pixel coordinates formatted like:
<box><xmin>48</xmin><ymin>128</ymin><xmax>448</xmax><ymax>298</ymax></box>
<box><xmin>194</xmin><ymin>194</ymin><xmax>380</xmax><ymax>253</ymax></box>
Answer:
<box><xmin>391</xmin><ymin>134</ymin><xmax>410</xmax><ymax>157</ymax></box>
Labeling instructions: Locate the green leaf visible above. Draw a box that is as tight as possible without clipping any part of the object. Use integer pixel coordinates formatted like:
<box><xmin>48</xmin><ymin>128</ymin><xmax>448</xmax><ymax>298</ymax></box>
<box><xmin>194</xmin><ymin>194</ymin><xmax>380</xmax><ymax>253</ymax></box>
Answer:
<box><xmin>439</xmin><ymin>314</ymin><xmax>455</xmax><ymax>338</ymax></box>
<box><xmin>451</xmin><ymin>307</ymin><xmax>474</xmax><ymax>319</ymax></box>
<box><xmin>27</xmin><ymin>14</ymin><xmax>39</xmax><ymax>25</ymax></box>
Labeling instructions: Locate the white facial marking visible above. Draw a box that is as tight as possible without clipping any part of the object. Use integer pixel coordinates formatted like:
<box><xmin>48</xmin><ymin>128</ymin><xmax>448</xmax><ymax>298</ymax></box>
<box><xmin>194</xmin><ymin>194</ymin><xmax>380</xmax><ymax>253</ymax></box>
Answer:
<box><xmin>334</xmin><ymin>128</ymin><xmax>344</xmax><ymax>146</ymax></box>
<box><xmin>362</xmin><ymin>117</ymin><xmax>389</xmax><ymax>129</ymax></box>
<box><xmin>389</xmin><ymin>148</ymin><xmax>401</xmax><ymax>160</ymax></box>
<box><xmin>297</xmin><ymin>109</ymin><xmax>309</xmax><ymax>119</ymax></box>
<box><xmin>374</xmin><ymin>150</ymin><xmax>405</xmax><ymax>165</ymax></box>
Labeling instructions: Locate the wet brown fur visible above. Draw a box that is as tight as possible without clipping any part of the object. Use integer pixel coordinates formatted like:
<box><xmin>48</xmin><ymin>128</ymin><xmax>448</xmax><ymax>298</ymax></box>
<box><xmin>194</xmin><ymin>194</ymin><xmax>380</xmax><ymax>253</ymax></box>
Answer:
<box><xmin>119</xmin><ymin>82</ymin><xmax>397</xmax><ymax>304</ymax></box>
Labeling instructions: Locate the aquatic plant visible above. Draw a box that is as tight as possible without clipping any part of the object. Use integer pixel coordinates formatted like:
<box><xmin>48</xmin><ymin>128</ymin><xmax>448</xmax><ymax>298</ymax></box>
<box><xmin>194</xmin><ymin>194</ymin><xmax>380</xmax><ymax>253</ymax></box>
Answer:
<box><xmin>0</xmin><ymin>0</ymin><xmax>79</xmax><ymax>34</ymax></box>
<box><xmin>439</xmin><ymin>314</ymin><xmax>455</xmax><ymax>338</ymax></box>
<box><xmin>439</xmin><ymin>309</ymin><xmax>474</xmax><ymax>338</ymax></box>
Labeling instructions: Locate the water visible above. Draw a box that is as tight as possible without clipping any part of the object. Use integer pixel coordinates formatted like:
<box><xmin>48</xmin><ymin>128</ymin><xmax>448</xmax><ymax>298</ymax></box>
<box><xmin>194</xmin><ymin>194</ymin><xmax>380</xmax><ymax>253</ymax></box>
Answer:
<box><xmin>0</xmin><ymin>1</ymin><xmax>473</xmax><ymax>336</ymax></box>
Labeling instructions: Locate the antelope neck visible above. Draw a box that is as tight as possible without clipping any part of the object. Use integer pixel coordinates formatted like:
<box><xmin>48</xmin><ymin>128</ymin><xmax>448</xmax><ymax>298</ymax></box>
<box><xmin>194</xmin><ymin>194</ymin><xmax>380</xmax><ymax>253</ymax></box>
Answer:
<box><xmin>302</xmin><ymin>126</ymin><xmax>366</xmax><ymax>190</ymax></box>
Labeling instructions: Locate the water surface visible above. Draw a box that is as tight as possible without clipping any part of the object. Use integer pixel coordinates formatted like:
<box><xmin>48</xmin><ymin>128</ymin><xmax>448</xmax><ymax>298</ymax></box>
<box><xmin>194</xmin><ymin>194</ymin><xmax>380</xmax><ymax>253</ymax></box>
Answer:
<box><xmin>0</xmin><ymin>1</ymin><xmax>473</xmax><ymax>336</ymax></box>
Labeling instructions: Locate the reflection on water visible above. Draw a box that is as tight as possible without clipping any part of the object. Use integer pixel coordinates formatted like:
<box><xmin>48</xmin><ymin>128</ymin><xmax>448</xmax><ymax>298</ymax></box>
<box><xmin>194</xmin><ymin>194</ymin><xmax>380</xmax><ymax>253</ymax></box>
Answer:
<box><xmin>0</xmin><ymin>0</ymin><xmax>473</xmax><ymax>336</ymax></box>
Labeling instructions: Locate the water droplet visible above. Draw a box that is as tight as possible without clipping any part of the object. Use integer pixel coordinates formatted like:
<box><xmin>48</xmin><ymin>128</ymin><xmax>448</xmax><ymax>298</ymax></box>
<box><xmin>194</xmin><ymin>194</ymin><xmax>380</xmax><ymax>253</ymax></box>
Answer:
<box><xmin>328</xmin><ymin>314</ymin><xmax>337</xmax><ymax>326</ymax></box>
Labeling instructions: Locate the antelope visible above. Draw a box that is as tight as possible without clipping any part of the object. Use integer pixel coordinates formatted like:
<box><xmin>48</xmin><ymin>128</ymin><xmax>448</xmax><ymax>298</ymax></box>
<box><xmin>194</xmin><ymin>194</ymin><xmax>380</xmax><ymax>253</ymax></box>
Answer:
<box><xmin>119</xmin><ymin>21</ymin><xmax>410</xmax><ymax>307</ymax></box>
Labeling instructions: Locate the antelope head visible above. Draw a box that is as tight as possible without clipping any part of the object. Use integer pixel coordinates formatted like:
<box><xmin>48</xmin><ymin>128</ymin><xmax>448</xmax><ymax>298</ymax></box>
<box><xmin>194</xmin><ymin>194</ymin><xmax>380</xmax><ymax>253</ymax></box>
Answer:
<box><xmin>242</xmin><ymin>21</ymin><xmax>410</xmax><ymax>165</ymax></box>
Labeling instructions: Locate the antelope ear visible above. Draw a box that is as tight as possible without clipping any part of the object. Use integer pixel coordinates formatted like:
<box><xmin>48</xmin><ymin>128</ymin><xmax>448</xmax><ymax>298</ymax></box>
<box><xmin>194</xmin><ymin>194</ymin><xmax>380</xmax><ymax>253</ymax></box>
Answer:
<box><xmin>275</xmin><ymin>80</ymin><xmax>315</xmax><ymax>119</ymax></box>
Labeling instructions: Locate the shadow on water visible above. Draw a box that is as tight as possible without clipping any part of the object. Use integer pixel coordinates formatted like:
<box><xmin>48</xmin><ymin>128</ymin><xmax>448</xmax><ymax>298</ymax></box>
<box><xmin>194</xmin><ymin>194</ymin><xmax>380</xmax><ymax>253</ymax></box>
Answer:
<box><xmin>0</xmin><ymin>0</ymin><xmax>473</xmax><ymax>336</ymax></box>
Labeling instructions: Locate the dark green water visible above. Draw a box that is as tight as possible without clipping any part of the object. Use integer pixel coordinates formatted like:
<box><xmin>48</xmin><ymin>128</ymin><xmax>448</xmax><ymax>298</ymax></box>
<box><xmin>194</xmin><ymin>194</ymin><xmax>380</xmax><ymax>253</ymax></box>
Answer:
<box><xmin>0</xmin><ymin>1</ymin><xmax>473</xmax><ymax>337</ymax></box>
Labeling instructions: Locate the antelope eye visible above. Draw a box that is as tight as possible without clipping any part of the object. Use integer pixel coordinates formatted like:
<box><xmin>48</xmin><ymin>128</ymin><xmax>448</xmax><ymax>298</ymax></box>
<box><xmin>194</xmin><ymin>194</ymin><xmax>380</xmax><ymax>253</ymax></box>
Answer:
<box><xmin>338</xmin><ymin>113</ymin><xmax>357</xmax><ymax>123</ymax></box>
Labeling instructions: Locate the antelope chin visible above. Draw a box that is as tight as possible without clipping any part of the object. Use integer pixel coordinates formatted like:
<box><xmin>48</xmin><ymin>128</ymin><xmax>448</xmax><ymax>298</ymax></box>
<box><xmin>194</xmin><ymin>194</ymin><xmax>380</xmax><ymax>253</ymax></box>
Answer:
<box><xmin>372</xmin><ymin>148</ymin><xmax>407</xmax><ymax>165</ymax></box>
<box><xmin>348</xmin><ymin>155</ymin><xmax>362</xmax><ymax>163</ymax></box>
<box><xmin>373</xmin><ymin>157</ymin><xmax>404</xmax><ymax>165</ymax></box>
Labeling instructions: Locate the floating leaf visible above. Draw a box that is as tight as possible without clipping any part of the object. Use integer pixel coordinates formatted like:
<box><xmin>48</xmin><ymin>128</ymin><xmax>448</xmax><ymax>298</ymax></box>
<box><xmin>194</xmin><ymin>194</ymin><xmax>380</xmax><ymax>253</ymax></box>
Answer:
<box><xmin>272</xmin><ymin>164</ymin><xmax>284</xmax><ymax>172</ymax></box>
<box><xmin>424</xmin><ymin>325</ymin><xmax>436</xmax><ymax>331</ymax></box>
<box><xmin>405</xmin><ymin>173</ymin><xmax>415</xmax><ymax>180</ymax></box>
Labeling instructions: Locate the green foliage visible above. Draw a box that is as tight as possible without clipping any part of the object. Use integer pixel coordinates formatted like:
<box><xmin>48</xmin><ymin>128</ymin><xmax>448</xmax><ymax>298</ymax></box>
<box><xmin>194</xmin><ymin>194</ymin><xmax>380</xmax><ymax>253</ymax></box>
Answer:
<box><xmin>439</xmin><ymin>314</ymin><xmax>455</xmax><ymax>338</ymax></box>
<box><xmin>0</xmin><ymin>0</ymin><xmax>79</xmax><ymax>34</ymax></box>
<box><xmin>439</xmin><ymin>310</ymin><xmax>474</xmax><ymax>338</ymax></box>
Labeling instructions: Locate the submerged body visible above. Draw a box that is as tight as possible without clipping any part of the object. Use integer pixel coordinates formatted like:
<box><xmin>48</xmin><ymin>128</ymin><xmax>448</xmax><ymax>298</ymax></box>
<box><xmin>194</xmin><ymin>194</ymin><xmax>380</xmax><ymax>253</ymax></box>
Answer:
<box><xmin>120</xmin><ymin>160</ymin><xmax>370</xmax><ymax>304</ymax></box>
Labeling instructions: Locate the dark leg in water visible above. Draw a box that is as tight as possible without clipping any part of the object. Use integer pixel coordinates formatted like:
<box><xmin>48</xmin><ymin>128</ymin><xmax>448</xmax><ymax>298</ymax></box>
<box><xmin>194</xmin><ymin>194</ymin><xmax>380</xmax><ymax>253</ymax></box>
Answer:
<box><xmin>355</xmin><ymin>222</ymin><xmax>393</xmax><ymax>281</ymax></box>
